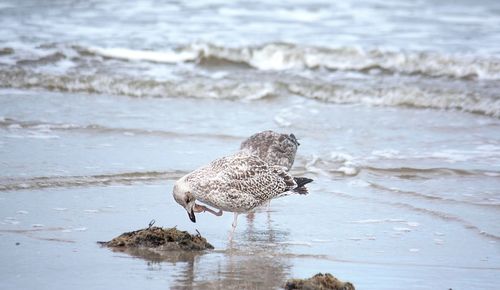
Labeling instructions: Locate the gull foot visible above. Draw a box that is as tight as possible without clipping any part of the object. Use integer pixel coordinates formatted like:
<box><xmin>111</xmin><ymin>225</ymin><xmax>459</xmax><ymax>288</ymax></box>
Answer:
<box><xmin>194</xmin><ymin>203</ymin><xmax>223</xmax><ymax>216</ymax></box>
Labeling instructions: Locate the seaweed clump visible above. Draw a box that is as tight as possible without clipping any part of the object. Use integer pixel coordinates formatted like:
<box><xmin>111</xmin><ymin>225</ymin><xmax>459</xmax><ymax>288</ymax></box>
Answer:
<box><xmin>284</xmin><ymin>273</ymin><xmax>355</xmax><ymax>290</ymax></box>
<box><xmin>99</xmin><ymin>226</ymin><xmax>213</xmax><ymax>251</ymax></box>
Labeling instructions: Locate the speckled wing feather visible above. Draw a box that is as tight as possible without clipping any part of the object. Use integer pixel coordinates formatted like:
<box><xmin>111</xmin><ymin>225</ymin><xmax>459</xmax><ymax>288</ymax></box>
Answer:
<box><xmin>240</xmin><ymin>130</ymin><xmax>299</xmax><ymax>171</ymax></box>
<box><xmin>223</xmin><ymin>153</ymin><xmax>296</xmax><ymax>200</ymax></box>
<box><xmin>184</xmin><ymin>151</ymin><xmax>296</xmax><ymax>212</ymax></box>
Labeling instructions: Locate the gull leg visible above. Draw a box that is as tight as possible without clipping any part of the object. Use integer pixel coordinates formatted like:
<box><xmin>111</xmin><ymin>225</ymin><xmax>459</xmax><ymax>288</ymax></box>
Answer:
<box><xmin>229</xmin><ymin>212</ymin><xmax>239</xmax><ymax>241</ymax></box>
<box><xmin>232</xmin><ymin>212</ymin><xmax>239</xmax><ymax>230</ymax></box>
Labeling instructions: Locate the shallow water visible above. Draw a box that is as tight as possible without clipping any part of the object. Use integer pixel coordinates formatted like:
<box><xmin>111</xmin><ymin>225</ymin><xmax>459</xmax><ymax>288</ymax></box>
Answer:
<box><xmin>1</xmin><ymin>0</ymin><xmax>500</xmax><ymax>289</ymax></box>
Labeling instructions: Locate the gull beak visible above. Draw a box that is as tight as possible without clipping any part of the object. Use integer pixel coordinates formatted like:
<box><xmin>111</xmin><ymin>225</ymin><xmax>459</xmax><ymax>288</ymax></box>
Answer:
<box><xmin>187</xmin><ymin>203</ymin><xmax>196</xmax><ymax>223</ymax></box>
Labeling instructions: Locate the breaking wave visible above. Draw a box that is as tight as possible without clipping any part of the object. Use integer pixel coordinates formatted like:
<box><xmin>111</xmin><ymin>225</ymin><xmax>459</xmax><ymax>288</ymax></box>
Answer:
<box><xmin>88</xmin><ymin>43</ymin><xmax>500</xmax><ymax>80</ymax></box>
<box><xmin>1</xmin><ymin>42</ymin><xmax>499</xmax><ymax>117</ymax></box>
<box><xmin>0</xmin><ymin>68</ymin><xmax>280</xmax><ymax>101</ymax></box>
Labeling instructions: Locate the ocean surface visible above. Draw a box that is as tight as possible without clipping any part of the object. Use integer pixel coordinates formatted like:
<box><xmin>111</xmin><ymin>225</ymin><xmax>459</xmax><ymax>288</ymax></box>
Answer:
<box><xmin>0</xmin><ymin>0</ymin><xmax>499</xmax><ymax>289</ymax></box>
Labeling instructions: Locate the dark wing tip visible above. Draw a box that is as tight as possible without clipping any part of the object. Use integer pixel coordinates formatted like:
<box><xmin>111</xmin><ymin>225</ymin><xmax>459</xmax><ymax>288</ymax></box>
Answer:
<box><xmin>294</xmin><ymin>177</ymin><xmax>313</xmax><ymax>187</ymax></box>
<box><xmin>293</xmin><ymin>177</ymin><xmax>313</xmax><ymax>195</ymax></box>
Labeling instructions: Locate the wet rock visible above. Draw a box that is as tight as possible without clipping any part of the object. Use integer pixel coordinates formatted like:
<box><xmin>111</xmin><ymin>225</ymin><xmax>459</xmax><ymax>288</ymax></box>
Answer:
<box><xmin>284</xmin><ymin>273</ymin><xmax>355</xmax><ymax>290</ymax></box>
<box><xmin>98</xmin><ymin>226</ymin><xmax>213</xmax><ymax>251</ymax></box>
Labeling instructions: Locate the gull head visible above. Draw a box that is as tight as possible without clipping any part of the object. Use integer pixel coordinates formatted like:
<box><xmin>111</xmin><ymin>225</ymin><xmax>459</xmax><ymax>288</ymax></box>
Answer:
<box><xmin>172</xmin><ymin>177</ymin><xmax>197</xmax><ymax>223</ymax></box>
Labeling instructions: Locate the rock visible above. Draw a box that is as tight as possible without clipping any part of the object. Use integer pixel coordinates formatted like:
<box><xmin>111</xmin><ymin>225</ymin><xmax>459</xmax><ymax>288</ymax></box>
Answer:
<box><xmin>98</xmin><ymin>226</ymin><xmax>214</xmax><ymax>251</ymax></box>
<box><xmin>284</xmin><ymin>273</ymin><xmax>355</xmax><ymax>290</ymax></box>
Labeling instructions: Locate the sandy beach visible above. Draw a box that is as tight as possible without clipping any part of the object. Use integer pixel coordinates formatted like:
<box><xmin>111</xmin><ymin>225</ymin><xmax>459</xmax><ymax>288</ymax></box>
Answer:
<box><xmin>1</xmin><ymin>90</ymin><xmax>499</xmax><ymax>289</ymax></box>
<box><xmin>1</xmin><ymin>0</ymin><xmax>500</xmax><ymax>289</ymax></box>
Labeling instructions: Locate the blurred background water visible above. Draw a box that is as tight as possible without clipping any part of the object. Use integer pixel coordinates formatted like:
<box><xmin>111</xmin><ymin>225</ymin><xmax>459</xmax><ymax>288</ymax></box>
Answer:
<box><xmin>0</xmin><ymin>1</ymin><xmax>499</xmax><ymax>289</ymax></box>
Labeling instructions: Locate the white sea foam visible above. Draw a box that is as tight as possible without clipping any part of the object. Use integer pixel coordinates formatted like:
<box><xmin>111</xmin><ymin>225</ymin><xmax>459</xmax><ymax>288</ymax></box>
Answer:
<box><xmin>432</xmin><ymin>148</ymin><xmax>500</xmax><ymax>163</ymax></box>
<box><xmin>434</xmin><ymin>239</ymin><xmax>444</xmax><ymax>245</ymax></box>
<box><xmin>393</xmin><ymin>227</ymin><xmax>412</xmax><ymax>232</ymax></box>
<box><xmin>338</xmin><ymin>166</ymin><xmax>359</xmax><ymax>176</ymax></box>
<box><xmin>84</xmin><ymin>209</ymin><xmax>99</xmax><ymax>213</ymax></box>
<box><xmin>348</xmin><ymin>179</ymin><xmax>370</xmax><ymax>188</ymax></box>
<box><xmin>350</xmin><ymin>218</ymin><xmax>407</xmax><ymax>224</ymax></box>
<box><xmin>351</xmin><ymin>219</ymin><xmax>385</xmax><ymax>224</ymax></box>
<box><xmin>311</xmin><ymin>239</ymin><xmax>332</xmax><ymax>243</ymax></box>
<box><xmin>88</xmin><ymin>47</ymin><xmax>198</xmax><ymax>63</ymax></box>
<box><xmin>324</xmin><ymin>151</ymin><xmax>360</xmax><ymax>176</ymax></box>
<box><xmin>8</xmin><ymin>124</ymin><xmax>22</xmax><ymax>130</ymax></box>
<box><xmin>330</xmin><ymin>152</ymin><xmax>354</xmax><ymax>162</ymax></box>
<box><xmin>32</xmin><ymin>124</ymin><xmax>53</xmax><ymax>133</ymax></box>
<box><xmin>371</xmin><ymin>149</ymin><xmax>401</xmax><ymax>159</ymax></box>
<box><xmin>274</xmin><ymin>115</ymin><xmax>291</xmax><ymax>127</ymax></box>
<box><xmin>277</xmin><ymin>241</ymin><xmax>312</xmax><ymax>246</ymax></box>
<box><xmin>304</xmin><ymin>154</ymin><xmax>330</xmax><ymax>176</ymax></box>
<box><xmin>476</xmin><ymin>144</ymin><xmax>500</xmax><ymax>151</ymax></box>
<box><xmin>53</xmin><ymin>207</ymin><xmax>67</xmax><ymax>211</ymax></box>
<box><xmin>83</xmin><ymin>43</ymin><xmax>500</xmax><ymax>80</ymax></box>
<box><xmin>2</xmin><ymin>42</ymin><xmax>500</xmax><ymax>117</ymax></box>
<box><xmin>484</xmin><ymin>172</ymin><xmax>500</xmax><ymax>177</ymax></box>
<box><xmin>26</xmin><ymin>133</ymin><xmax>60</xmax><ymax>139</ymax></box>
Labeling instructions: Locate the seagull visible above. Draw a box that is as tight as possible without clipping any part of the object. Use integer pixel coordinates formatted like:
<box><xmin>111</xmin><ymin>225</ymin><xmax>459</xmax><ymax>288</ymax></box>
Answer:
<box><xmin>172</xmin><ymin>150</ymin><xmax>312</xmax><ymax>235</ymax></box>
<box><xmin>240</xmin><ymin>130</ymin><xmax>299</xmax><ymax>171</ymax></box>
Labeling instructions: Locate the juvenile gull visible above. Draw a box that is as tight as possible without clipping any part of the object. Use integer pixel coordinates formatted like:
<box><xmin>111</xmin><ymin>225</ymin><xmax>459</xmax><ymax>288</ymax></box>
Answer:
<box><xmin>240</xmin><ymin>130</ymin><xmax>299</xmax><ymax>171</ymax></box>
<box><xmin>172</xmin><ymin>151</ymin><xmax>312</xmax><ymax>234</ymax></box>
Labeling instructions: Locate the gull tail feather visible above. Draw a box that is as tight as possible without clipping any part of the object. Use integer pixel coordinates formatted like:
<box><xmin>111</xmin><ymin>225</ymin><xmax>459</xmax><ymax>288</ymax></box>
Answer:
<box><xmin>293</xmin><ymin>177</ymin><xmax>313</xmax><ymax>195</ymax></box>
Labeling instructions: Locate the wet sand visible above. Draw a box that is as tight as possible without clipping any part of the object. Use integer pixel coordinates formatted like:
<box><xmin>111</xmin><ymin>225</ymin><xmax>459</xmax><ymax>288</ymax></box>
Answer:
<box><xmin>1</xmin><ymin>182</ymin><xmax>498</xmax><ymax>289</ymax></box>
<box><xmin>1</xmin><ymin>90</ymin><xmax>499</xmax><ymax>290</ymax></box>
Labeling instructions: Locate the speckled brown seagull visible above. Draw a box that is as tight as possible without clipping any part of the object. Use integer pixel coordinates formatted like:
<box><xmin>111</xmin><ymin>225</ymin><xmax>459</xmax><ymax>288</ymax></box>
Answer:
<box><xmin>240</xmin><ymin>130</ymin><xmax>299</xmax><ymax>171</ymax></box>
<box><xmin>172</xmin><ymin>150</ymin><xmax>312</xmax><ymax>234</ymax></box>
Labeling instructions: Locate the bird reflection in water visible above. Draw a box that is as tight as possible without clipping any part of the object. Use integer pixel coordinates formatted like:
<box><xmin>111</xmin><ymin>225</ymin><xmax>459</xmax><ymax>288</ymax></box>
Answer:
<box><xmin>109</xmin><ymin>211</ymin><xmax>292</xmax><ymax>289</ymax></box>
